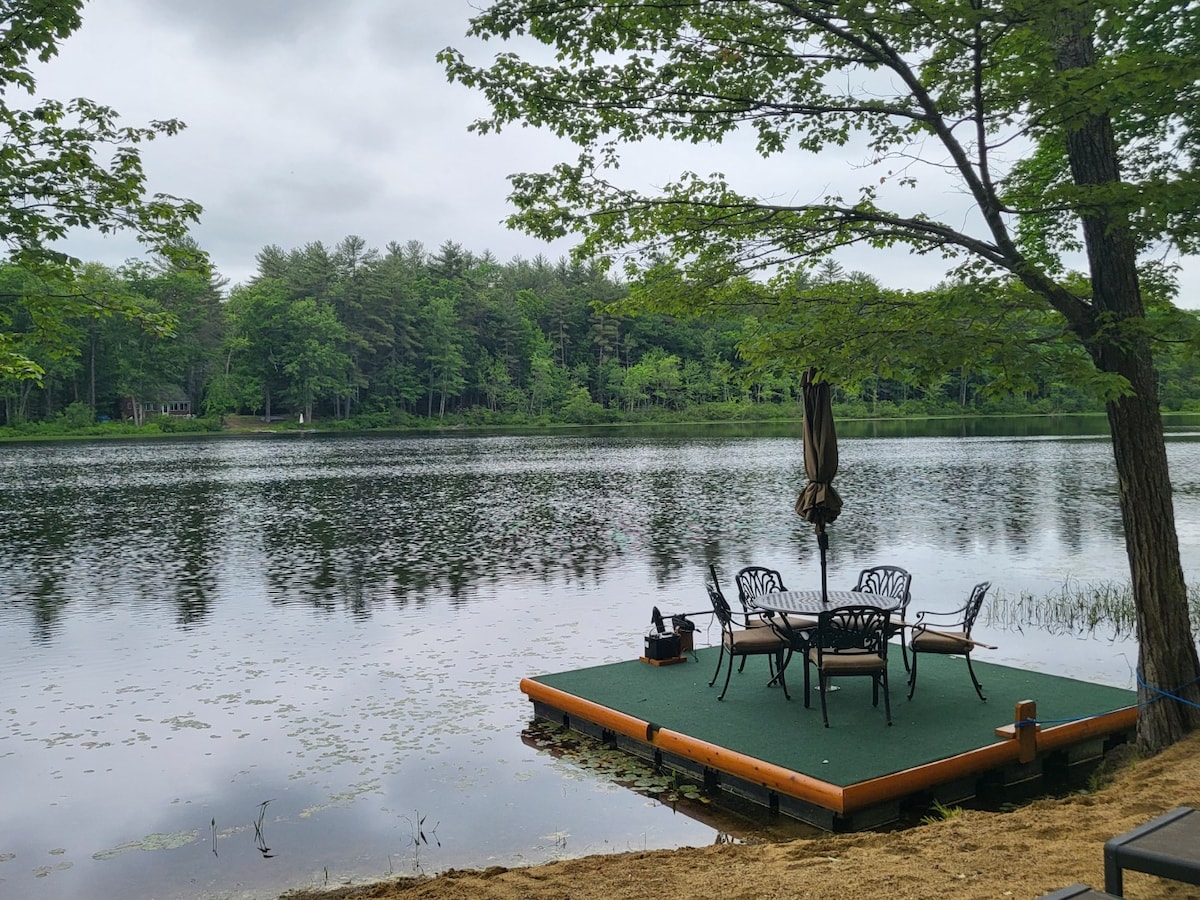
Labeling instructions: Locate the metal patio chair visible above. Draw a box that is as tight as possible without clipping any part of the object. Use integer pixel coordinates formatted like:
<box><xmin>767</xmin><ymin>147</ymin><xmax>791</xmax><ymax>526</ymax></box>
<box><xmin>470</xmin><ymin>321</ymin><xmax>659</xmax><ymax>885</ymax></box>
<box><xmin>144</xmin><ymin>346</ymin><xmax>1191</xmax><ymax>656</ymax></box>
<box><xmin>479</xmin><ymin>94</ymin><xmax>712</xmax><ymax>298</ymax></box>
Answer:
<box><xmin>737</xmin><ymin>565</ymin><xmax>819</xmax><ymax>629</ymax></box>
<box><xmin>734</xmin><ymin>565</ymin><xmax>787</xmax><ymax>626</ymax></box>
<box><xmin>852</xmin><ymin>565</ymin><xmax>913</xmax><ymax>670</ymax></box>
<box><xmin>907</xmin><ymin>581</ymin><xmax>992</xmax><ymax>701</ymax></box>
<box><xmin>804</xmin><ymin>604</ymin><xmax>892</xmax><ymax>727</ymax></box>
<box><xmin>705</xmin><ymin>578</ymin><xmax>791</xmax><ymax>701</ymax></box>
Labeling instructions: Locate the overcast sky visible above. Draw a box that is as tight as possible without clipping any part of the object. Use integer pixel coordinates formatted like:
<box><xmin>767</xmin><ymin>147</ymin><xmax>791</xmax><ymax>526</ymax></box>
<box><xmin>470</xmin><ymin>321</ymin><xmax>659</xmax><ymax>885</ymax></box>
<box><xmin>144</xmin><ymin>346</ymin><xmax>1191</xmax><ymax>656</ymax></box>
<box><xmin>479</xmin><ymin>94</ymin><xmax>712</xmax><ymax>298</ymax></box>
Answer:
<box><xmin>30</xmin><ymin>1</ymin><xmax>1200</xmax><ymax>306</ymax></box>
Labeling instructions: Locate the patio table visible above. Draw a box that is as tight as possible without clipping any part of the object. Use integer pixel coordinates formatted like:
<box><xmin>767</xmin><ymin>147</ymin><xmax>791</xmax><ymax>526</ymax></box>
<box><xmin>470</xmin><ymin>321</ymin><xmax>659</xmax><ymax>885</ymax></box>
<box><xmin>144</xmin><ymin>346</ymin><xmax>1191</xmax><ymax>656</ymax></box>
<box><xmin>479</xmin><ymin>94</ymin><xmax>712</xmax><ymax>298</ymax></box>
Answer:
<box><xmin>750</xmin><ymin>590</ymin><xmax>902</xmax><ymax>690</ymax></box>
<box><xmin>1104</xmin><ymin>806</ymin><xmax>1200</xmax><ymax>895</ymax></box>
<box><xmin>752</xmin><ymin>589</ymin><xmax>901</xmax><ymax>617</ymax></box>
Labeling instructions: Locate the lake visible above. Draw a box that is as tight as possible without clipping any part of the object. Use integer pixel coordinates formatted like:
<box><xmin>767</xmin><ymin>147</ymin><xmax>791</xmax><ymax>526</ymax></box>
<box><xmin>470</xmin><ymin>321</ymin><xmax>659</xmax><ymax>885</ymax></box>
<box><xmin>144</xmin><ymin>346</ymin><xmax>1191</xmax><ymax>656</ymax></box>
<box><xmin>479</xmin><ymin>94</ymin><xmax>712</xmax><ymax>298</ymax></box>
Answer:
<box><xmin>2</xmin><ymin>418</ymin><xmax>1199</xmax><ymax>899</ymax></box>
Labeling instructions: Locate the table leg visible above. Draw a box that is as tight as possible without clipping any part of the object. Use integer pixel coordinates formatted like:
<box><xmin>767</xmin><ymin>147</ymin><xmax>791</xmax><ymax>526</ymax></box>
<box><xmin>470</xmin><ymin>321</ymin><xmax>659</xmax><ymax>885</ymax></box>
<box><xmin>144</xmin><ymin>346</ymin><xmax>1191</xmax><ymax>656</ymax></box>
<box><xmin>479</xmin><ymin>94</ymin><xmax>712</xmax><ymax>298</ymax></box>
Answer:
<box><xmin>1103</xmin><ymin>851</ymin><xmax>1123</xmax><ymax>896</ymax></box>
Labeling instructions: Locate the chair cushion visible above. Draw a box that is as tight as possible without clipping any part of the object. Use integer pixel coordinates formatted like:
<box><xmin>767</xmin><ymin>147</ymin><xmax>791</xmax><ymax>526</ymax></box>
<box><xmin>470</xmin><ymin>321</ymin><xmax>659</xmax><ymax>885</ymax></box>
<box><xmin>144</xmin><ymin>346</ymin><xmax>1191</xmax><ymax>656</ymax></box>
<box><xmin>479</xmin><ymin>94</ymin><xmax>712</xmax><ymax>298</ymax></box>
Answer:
<box><xmin>808</xmin><ymin>649</ymin><xmax>886</xmax><ymax>672</ymax></box>
<box><xmin>727</xmin><ymin>628</ymin><xmax>787</xmax><ymax>652</ymax></box>
<box><xmin>911</xmin><ymin>630</ymin><xmax>970</xmax><ymax>653</ymax></box>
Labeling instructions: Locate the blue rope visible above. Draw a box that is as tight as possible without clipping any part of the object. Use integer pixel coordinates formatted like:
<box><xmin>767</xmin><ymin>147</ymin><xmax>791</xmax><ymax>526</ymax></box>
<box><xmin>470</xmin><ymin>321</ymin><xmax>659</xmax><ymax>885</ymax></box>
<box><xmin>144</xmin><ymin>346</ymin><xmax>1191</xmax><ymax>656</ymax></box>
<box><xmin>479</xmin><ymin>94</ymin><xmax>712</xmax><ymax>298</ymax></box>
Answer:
<box><xmin>1014</xmin><ymin>708</ymin><xmax>1128</xmax><ymax>728</ymax></box>
<box><xmin>1135</xmin><ymin>669</ymin><xmax>1200</xmax><ymax>711</ymax></box>
<box><xmin>1013</xmin><ymin>670</ymin><xmax>1200</xmax><ymax>727</ymax></box>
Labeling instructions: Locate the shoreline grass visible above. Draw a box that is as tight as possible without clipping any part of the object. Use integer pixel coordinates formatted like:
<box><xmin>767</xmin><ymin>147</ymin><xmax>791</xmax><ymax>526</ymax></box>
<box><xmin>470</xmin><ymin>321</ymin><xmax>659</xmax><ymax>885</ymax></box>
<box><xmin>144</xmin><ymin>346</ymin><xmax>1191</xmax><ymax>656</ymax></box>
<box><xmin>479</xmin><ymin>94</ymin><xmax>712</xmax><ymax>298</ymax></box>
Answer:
<box><xmin>985</xmin><ymin>578</ymin><xmax>1200</xmax><ymax>639</ymax></box>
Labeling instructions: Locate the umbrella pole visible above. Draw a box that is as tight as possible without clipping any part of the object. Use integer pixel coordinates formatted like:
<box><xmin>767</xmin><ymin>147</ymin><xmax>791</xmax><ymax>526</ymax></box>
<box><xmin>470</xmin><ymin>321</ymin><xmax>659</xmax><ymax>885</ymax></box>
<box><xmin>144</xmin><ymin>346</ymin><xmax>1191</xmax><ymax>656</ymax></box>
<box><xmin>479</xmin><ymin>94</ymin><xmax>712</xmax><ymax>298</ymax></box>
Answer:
<box><xmin>817</xmin><ymin>526</ymin><xmax>829</xmax><ymax>604</ymax></box>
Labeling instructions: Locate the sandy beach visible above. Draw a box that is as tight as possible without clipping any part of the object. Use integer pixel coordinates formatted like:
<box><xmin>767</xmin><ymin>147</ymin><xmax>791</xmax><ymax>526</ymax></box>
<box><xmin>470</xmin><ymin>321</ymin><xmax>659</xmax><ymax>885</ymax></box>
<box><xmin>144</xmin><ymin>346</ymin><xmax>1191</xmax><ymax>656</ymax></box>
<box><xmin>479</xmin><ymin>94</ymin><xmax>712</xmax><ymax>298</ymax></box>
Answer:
<box><xmin>281</xmin><ymin>728</ymin><xmax>1200</xmax><ymax>900</ymax></box>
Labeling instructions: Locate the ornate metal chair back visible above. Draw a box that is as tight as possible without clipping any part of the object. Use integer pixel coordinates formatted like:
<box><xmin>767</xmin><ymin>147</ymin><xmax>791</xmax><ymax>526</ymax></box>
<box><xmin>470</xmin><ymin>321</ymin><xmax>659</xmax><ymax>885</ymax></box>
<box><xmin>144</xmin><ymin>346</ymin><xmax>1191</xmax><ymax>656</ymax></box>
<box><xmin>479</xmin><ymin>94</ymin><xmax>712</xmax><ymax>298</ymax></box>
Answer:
<box><xmin>705</xmin><ymin>580</ymin><xmax>735</xmax><ymax>631</ymax></box>
<box><xmin>853</xmin><ymin>565</ymin><xmax>912</xmax><ymax>612</ymax></box>
<box><xmin>962</xmin><ymin>581</ymin><xmax>991</xmax><ymax>636</ymax></box>
<box><xmin>818</xmin><ymin>605</ymin><xmax>889</xmax><ymax>657</ymax></box>
<box><xmin>735</xmin><ymin>566</ymin><xmax>787</xmax><ymax>614</ymax></box>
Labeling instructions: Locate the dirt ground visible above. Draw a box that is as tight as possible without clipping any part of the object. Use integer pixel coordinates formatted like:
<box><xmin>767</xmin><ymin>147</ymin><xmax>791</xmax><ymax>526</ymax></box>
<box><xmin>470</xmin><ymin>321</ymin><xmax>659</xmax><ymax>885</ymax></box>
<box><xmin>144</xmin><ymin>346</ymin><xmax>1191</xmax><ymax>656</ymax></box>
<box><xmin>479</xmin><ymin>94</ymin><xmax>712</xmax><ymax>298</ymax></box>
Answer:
<box><xmin>281</xmin><ymin>729</ymin><xmax>1200</xmax><ymax>900</ymax></box>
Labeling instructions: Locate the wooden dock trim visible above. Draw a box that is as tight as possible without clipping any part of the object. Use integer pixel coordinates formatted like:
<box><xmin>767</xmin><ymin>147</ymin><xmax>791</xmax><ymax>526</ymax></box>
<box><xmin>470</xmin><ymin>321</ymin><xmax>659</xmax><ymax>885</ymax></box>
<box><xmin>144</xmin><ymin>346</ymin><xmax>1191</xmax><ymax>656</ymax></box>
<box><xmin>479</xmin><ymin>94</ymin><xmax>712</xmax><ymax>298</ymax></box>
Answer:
<box><xmin>522</xmin><ymin>678</ymin><xmax>1138</xmax><ymax>825</ymax></box>
<box><xmin>521</xmin><ymin>678</ymin><xmax>656</xmax><ymax>742</ymax></box>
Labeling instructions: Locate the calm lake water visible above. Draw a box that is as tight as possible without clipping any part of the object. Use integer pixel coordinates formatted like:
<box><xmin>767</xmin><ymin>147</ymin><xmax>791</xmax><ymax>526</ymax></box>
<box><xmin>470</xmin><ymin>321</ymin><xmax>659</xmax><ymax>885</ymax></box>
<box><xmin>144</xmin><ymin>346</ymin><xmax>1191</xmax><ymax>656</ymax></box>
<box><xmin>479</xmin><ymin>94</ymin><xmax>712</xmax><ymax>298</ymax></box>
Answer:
<box><xmin>3</xmin><ymin>418</ymin><xmax>1200</xmax><ymax>899</ymax></box>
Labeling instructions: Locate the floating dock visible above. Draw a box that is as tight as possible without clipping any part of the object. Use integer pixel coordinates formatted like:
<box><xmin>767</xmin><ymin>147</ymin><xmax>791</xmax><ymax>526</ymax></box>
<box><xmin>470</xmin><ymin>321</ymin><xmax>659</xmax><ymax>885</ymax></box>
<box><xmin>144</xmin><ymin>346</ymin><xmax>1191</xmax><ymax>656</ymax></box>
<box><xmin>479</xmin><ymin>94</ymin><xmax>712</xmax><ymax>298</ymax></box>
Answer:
<box><xmin>521</xmin><ymin>648</ymin><xmax>1137</xmax><ymax>831</ymax></box>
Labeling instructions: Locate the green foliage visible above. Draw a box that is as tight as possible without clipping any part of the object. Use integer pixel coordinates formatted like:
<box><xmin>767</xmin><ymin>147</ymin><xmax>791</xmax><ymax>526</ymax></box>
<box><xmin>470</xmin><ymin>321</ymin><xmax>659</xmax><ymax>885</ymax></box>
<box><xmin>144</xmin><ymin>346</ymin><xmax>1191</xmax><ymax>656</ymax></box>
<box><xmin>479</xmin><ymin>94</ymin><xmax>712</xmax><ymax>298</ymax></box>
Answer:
<box><xmin>3</xmin><ymin>236</ymin><xmax>1199</xmax><ymax>434</ymax></box>
<box><xmin>146</xmin><ymin>414</ymin><xmax>221</xmax><ymax>434</ymax></box>
<box><xmin>57</xmin><ymin>400</ymin><xmax>93</xmax><ymax>429</ymax></box>
<box><xmin>442</xmin><ymin>0</ymin><xmax>1199</xmax><ymax>390</ymax></box>
<box><xmin>560</xmin><ymin>386</ymin><xmax>609</xmax><ymax>423</ymax></box>
<box><xmin>920</xmin><ymin>800</ymin><xmax>965</xmax><ymax>825</ymax></box>
<box><xmin>0</xmin><ymin>2</ymin><xmax>203</xmax><ymax>380</ymax></box>
<box><xmin>0</xmin><ymin>411</ymin><xmax>220</xmax><ymax>438</ymax></box>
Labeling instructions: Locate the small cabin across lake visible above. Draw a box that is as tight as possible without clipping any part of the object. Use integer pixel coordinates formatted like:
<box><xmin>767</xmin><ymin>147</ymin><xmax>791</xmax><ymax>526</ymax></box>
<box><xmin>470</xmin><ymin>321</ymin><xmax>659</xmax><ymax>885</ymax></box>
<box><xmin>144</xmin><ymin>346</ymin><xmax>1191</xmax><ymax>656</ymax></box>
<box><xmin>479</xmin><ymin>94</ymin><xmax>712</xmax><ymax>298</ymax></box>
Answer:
<box><xmin>120</xmin><ymin>395</ymin><xmax>192</xmax><ymax>423</ymax></box>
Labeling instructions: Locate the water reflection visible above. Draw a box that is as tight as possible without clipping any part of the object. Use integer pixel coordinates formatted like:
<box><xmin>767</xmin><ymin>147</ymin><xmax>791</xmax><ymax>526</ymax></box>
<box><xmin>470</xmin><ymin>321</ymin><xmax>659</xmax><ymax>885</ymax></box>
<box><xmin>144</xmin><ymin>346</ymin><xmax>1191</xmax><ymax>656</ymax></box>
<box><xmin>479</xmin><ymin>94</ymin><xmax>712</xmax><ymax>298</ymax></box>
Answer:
<box><xmin>1</xmin><ymin>429</ymin><xmax>1178</xmax><ymax>630</ymax></box>
<box><xmin>0</xmin><ymin>424</ymin><xmax>1197</xmax><ymax>899</ymax></box>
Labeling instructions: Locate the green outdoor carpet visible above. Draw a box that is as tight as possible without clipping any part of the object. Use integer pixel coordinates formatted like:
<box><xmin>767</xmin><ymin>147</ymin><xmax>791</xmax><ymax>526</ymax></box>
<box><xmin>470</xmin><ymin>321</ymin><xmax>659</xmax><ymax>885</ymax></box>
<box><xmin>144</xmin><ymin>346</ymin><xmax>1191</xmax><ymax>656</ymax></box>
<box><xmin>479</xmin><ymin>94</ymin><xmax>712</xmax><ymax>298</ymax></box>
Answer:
<box><xmin>529</xmin><ymin>647</ymin><xmax>1135</xmax><ymax>787</ymax></box>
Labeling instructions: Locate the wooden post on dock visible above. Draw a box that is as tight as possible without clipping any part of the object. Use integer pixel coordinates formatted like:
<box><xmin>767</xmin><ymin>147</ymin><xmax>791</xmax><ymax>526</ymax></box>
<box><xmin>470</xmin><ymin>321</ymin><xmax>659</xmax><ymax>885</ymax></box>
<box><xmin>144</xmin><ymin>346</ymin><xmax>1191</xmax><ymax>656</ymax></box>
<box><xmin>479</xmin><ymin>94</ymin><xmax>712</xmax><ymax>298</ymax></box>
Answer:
<box><xmin>994</xmin><ymin>699</ymin><xmax>1040</xmax><ymax>763</ymax></box>
<box><xmin>1015</xmin><ymin>699</ymin><xmax>1038</xmax><ymax>763</ymax></box>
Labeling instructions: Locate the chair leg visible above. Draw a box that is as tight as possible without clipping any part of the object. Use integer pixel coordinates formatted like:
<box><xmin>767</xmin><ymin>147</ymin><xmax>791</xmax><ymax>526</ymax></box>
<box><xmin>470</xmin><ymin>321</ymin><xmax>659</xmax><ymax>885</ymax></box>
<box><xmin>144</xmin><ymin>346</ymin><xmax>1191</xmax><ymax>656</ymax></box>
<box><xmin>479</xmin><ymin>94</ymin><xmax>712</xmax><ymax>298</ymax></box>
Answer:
<box><xmin>819</xmin><ymin>669</ymin><xmax>830</xmax><ymax>727</ymax></box>
<box><xmin>718</xmin><ymin>653</ymin><xmax>736</xmax><ymax>701</ymax></box>
<box><xmin>774</xmin><ymin>649</ymin><xmax>791</xmax><ymax>701</ymax></box>
<box><xmin>888</xmin><ymin>622</ymin><xmax>910</xmax><ymax>672</ymax></box>
<box><xmin>709</xmin><ymin>642</ymin><xmax>727</xmax><ymax>688</ymax></box>
<box><xmin>775</xmin><ymin>643</ymin><xmax>795</xmax><ymax>674</ymax></box>
<box><xmin>906</xmin><ymin>649</ymin><xmax>918</xmax><ymax>700</ymax></box>
<box><xmin>965</xmin><ymin>654</ymin><xmax>986</xmax><ymax>701</ymax></box>
<box><xmin>772</xmin><ymin>643</ymin><xmax>792</xmax><ymax>686</ymax></box>
<box><xmin>803</xmin><ymin>654</ymin><xmax>812</xmax><ymax>708</ymax></box>
<box><xmin>881</xmin><ymin>671</ymin><xmax>892</xmax><ymax>725</ymax></box>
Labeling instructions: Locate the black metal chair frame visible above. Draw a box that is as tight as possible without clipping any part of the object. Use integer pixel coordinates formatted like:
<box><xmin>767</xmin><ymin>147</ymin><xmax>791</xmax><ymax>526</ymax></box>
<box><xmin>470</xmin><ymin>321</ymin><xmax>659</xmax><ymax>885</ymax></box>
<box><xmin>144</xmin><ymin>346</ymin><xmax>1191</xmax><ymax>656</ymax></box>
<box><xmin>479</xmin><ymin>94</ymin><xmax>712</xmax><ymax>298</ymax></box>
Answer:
<box><xmin>804</xmin><ymin>604</ymin><xmax>892</xmax><ymax>727</ymax></box>
<box><xmin>734</xmin><ymin>565</ymin><xmax>787</xmax><ymax>626</ymax></box>
<box><xmin>726</xmin><ymin>564</ymin><xmax>784</xmax><ymax>674</ymax></box>
<box><xmin>906</xmin><ymin>581</ymin><xmax>991</xmax><ymax>701</ymax></box>
<box><xmin>852</xmin><ymin>565</ymin><xmax>913</xmax><ymax>670</ymax></box>
<box><xmin>705</xmin><ymin>578</ymin><xmax>791</xmax><ymax>701</ymax></box>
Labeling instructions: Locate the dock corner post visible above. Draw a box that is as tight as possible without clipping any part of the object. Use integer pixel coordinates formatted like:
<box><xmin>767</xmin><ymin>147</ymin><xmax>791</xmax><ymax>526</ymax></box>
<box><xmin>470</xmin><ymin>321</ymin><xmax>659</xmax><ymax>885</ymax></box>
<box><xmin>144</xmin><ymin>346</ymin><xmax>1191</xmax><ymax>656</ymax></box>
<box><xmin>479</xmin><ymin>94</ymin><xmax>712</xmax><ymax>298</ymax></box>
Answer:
<box><xmin>1015</xmin><ymin>699</ymin><xmax>1038</xmax><ymax>764</ymax></box>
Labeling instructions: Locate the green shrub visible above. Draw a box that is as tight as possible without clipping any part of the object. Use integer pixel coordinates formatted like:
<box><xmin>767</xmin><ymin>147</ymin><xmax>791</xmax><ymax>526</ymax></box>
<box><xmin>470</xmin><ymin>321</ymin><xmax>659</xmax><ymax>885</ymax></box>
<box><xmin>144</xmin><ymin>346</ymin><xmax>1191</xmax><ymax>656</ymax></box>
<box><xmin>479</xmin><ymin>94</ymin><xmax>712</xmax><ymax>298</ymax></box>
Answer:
<box><xmin>147</xmin><ymin>415</ymin><xmax>217</xmax><ymax>434</ymax></box>
<box><xmin>58</xmin><ymin>402</ymin><xmax>95</xmax><ymax>429</ymax></box>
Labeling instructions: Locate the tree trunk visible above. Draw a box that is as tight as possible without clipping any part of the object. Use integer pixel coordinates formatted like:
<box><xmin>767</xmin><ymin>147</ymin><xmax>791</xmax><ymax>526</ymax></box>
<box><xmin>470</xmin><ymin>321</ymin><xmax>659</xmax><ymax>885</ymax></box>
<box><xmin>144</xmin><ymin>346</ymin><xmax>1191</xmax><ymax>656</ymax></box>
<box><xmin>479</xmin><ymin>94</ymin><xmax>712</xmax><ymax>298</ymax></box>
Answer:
<box><xmin>88</xmin><ymin>328</ymin><xmax>96</xmax><ymax>412</ymax></box>
<box><xmin>1106</xmin><ymin>357</ymin><xmax>1200</xmax><ymax>751</ymax></box>
<box><xmin>1056</xmin><ymin>13</ymin><xmax>1200</xmax><ymax>752</ymax></box>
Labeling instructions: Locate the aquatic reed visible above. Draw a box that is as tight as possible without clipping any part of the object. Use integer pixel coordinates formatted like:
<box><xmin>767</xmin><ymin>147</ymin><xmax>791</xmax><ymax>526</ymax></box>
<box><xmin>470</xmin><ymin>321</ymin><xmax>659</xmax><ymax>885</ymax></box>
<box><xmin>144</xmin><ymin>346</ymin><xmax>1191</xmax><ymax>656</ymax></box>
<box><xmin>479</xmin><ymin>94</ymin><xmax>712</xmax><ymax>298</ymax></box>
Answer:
<box><xmin>984</xmin><ymin>579</ymin><xmax>1200</xmax><ymax>639</ymax></box>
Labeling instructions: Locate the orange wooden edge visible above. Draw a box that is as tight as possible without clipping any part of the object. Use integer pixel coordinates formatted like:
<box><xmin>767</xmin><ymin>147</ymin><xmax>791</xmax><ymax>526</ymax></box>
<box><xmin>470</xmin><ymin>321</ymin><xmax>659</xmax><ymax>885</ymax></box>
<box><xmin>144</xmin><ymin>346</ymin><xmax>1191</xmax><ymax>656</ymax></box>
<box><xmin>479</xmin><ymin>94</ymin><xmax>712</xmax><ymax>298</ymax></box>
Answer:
<box><xmin>1037</xmin><ymin>705</ymin><xmax>1138</xmax><ymax>752</ymax></box>
<box><xmin>521</xmin><ymin>677</ymin><xmax>845</xmax><ymax>811</ymax></box>
<box><xmin>842</xmin><ymin>704</ymin><xmax>1138</xmax><ymax>813</ymax></box>
<box><xmin>520</xmin><ymin>678</ymin><xmax>653</xmax><ymax>743</ymax></box>
<box><xmin>653</xmin><ymin>727</ymin><xmax>846</xmax><ymax>812</ymax></box>
<box><xmin>841</xmin><ymin>738</ymin><xmax>1021</xmax><ymax>812</ymax></box>
<box><xmin>521</xmin><ymin>677</ymin><xmax>1138</xmax><ymax>820</ymax></box>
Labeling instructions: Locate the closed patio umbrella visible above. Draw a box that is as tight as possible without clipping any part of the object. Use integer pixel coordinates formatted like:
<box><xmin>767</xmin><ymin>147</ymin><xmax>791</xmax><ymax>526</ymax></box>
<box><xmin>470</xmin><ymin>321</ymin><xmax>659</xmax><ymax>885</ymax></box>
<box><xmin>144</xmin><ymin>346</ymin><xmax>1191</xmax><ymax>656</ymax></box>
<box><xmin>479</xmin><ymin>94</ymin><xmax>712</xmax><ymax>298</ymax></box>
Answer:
<box><xmin>795</xmin><ymin>368</ymin><xmax>843</xmax><ymax>603</ymax></box>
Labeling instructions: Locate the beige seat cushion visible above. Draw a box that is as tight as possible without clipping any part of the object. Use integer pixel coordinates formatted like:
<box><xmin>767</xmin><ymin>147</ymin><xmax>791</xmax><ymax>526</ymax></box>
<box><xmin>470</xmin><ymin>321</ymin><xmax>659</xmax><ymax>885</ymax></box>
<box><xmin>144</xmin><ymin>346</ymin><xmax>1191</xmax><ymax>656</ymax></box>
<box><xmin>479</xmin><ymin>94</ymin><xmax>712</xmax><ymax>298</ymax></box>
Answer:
<box><xmin>807</xmin><ymin>649</ymin><xmax>886</xmax><ymax>673</ymax></box>
<box><xmin>911</xmin><ymin>630</ymin><xmax>970</xmax><ymax>653</ymax></box>
<box><xmin>727</xmin><ymin>628</ymin><xmax>787</xmax><ymax>652</ymax></box>
<box><xmin>745</xmin><ymin>613</ymin><xmax>817</xmax><ymax>629</ymax></box>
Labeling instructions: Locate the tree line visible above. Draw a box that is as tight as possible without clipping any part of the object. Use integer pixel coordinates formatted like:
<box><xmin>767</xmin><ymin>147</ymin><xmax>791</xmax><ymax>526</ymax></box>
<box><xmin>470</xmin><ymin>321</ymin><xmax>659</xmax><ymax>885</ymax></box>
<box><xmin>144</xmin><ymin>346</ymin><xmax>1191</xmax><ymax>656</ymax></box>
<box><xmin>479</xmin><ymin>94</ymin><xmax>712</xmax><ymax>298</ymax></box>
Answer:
<box><xmin>3</xmin><ymin>238</ymin><xmax>1199</xmax><ymax>431</ymax></box>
